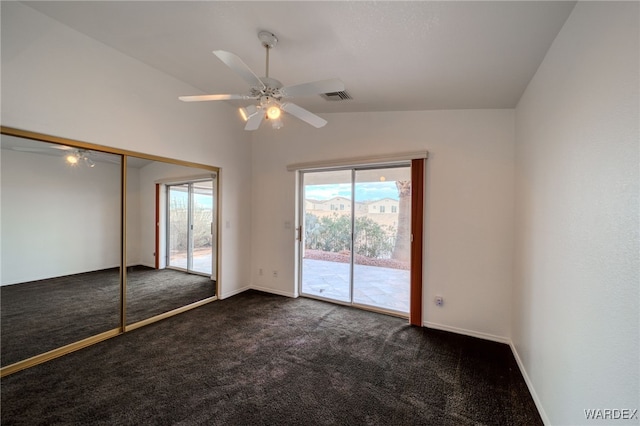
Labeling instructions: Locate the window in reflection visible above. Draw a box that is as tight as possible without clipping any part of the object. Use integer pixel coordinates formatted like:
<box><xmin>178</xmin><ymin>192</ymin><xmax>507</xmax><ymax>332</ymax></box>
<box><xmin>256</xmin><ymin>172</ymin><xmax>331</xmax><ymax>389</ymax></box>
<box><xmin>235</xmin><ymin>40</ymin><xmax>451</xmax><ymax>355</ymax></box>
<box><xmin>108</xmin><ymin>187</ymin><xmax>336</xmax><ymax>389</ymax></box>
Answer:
<box><xmin>168</xmin><ymin>180</ymin><xmax>214</xmax><ymax>275</ymax></box>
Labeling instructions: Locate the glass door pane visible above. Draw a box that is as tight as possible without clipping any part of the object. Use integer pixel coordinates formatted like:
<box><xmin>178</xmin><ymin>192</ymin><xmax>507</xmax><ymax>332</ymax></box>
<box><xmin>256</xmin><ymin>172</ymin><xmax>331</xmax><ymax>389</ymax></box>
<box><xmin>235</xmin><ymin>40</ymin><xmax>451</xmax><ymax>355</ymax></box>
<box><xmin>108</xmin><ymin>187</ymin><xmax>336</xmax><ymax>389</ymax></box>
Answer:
<box><xmin>352</xmin><ymin>167</ymin><xmax>411</xmax><ymax>314</ymax></box>
<box><xmin>191</xmin><ymin>180</ymin><xmax>213</xmax><ymax>275</ymax></box>
<box><xmin>300</xmin><ymin>170</ymin><xmax>352</xmax><ymax>303</ymax></box>
<box><xmin>168</xmin><ymin>184</ymin><xmax>189</xmax><ymax>270</ymax></box>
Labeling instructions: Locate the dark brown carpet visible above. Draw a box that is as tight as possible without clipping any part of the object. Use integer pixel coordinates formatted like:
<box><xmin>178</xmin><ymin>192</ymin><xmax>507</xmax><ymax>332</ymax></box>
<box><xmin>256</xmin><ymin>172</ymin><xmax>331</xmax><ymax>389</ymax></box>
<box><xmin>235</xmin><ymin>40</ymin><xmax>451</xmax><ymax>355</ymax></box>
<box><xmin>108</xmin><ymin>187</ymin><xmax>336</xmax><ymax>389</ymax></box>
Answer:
<box><xmin>1</xmin><ymin>290</ymin><xmax>542</xmax><ymax>425</ymax></box>
<box><xmin>1</xmin><ymin>266</ymin><xmax>214</xmax><ymax>366</ymax></box>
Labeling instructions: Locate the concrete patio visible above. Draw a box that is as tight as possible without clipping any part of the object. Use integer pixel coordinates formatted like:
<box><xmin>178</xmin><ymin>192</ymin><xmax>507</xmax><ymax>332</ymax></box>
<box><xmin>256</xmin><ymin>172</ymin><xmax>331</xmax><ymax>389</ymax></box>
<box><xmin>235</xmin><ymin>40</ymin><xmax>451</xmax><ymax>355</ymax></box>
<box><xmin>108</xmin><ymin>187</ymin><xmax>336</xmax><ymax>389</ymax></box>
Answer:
<box><xmin>169</xmin><ymin>253</ymin><xmax>410</xmax><ymax>314</ymax></box>
<box><xmin>169</xmin><ymin>249</ymin><xmax>213</xmax><ymax>275</ymax></box>
<box><xmin>301</xmin><ymin>258</ymin><xmax>409</xmax><ymax>314</ymax></box>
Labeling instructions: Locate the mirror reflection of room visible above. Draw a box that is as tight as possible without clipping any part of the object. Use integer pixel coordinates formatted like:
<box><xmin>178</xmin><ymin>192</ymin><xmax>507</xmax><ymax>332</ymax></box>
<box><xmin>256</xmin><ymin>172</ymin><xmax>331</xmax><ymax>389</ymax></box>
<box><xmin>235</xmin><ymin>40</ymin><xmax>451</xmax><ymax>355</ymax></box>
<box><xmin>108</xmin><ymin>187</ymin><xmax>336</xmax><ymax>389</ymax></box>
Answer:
<box><xmin>125</xmin><ymin>159</ymin><xmax>217</xmax><ymax>325</ymax></box>
<box><xmin>1</xmin><ymin>134</ymin><xmax>219</xmax><ymax>369</ymax></box>
<box><xmin>0</xmin><ymin>135</ymin><xmax>122</xmax><ymax>366</ymax></box>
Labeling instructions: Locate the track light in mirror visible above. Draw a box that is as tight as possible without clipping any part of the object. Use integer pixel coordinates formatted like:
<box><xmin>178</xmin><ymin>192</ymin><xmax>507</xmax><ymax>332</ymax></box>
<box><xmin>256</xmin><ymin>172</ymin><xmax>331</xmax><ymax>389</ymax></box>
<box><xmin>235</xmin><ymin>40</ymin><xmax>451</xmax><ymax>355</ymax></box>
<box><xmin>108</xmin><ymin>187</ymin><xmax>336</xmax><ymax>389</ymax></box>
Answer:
<box><xmin>65</xmin><ymin>150</ymin><xmax>95</xmax><ymax>168</ymax></box>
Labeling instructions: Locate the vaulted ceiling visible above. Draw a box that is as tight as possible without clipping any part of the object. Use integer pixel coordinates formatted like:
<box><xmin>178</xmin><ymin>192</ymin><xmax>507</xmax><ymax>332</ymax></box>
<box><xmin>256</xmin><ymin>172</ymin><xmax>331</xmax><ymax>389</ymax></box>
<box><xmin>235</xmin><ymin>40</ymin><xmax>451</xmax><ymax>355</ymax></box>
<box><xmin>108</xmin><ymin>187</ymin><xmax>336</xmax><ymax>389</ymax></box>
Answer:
<box><xmin>23</xmin><ymin>1</ymin><xmax>576</xmax><ymax>114</ymax></box>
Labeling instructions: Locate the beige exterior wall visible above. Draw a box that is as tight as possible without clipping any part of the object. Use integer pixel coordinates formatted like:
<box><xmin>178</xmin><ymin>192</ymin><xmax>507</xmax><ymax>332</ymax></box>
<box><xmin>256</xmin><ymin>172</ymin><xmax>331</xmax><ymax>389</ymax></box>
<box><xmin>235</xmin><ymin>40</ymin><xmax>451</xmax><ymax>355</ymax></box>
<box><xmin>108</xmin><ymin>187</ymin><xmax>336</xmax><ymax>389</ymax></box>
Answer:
<box><xmin>305</xmin><ymin>196</ymin><xmax>400</xmax><ymax>230</ymax></box>
<box><xmin>366</xmin><ymin>198</ymin><xmax>399</xmax><ymax>214</ymax></box>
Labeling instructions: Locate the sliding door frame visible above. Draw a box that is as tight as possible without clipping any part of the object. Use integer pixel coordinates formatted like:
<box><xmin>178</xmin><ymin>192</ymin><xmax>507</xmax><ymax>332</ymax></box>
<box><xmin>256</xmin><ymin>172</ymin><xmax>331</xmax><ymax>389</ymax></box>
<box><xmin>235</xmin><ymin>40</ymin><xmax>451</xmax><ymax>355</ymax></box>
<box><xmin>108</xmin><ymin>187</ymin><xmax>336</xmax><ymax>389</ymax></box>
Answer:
<box><xmin>410</xmin><ymin>158</ymin><xmax>424</xmax><ymax>326</ymax></box>
<box><xmin>296</xmin><ymin>156</ymin><xmax>425</xmax><ymax>323</ymax></box>
<box><xmin>165</xmin><ymin>179</ymin><xmax>215</xmax><ymax>277</ymax></box>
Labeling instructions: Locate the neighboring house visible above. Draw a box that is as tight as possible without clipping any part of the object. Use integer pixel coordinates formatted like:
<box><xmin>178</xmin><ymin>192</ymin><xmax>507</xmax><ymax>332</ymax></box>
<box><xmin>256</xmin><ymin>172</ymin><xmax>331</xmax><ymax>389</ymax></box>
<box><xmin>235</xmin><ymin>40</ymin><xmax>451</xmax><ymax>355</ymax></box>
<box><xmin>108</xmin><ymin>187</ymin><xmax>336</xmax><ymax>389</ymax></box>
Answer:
<box><xmin>365</xmin><ymin>198</ymin><xmax>399</xmax><ymax>215</ymax></box>
<box><xmin>305</xmin><ymin>196</ymin><xmax>400</xmax><ymax>229</ymax></box>
<box><xmin>305</xmin><ymin>196</ymin><xmax>353</xmax><ymax>213</ymax></box>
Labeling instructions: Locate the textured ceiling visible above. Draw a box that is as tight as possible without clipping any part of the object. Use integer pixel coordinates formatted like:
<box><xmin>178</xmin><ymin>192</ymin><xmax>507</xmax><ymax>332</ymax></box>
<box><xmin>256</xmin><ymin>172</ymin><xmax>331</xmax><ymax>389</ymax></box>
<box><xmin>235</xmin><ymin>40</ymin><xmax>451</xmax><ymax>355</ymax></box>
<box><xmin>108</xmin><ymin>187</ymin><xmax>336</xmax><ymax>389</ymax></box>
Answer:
<box><xmin>23</xmin><ymin>1</ymin><xmax>575</xmax><ymax>114</ymax></box>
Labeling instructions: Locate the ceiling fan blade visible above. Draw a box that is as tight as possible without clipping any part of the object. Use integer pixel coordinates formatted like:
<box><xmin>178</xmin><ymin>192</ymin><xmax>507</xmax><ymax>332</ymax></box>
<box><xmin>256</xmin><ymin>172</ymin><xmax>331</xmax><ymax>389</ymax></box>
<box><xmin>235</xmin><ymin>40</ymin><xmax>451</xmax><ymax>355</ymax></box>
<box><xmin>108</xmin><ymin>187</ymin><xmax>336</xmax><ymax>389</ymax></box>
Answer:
<box><xmin>49</xmin><ymin>144</ymin><xmax>74</xmax><ymax>151</ymax></box>
<box><xmin>10</xmin><ymin>147</ymin><xmax>53</xmax><ymax>153</ymax></box>
<box><xmin>11</xmin><ymin>144</ymin><xmax>73</xmax><ymax>153</ymax></box>
<box><xmin>244</xmin><ymin>110</ymin><xmax>265</xmax><ymax>131</ymax></box>
<box><xmin>279</xmin><ymin>78</ymin><xmax>345</xmax><ymax>98</ymax></box>
<box><xmin>213</xmin><ymin>50</ymin><xmax>266</xmax><ymax>90</ymax></box>
<box><xmin>179</xmin><ymin>94</ymin><xmax>255</xmax><ymax>102</ymax></box>
<box><xmin>281</xmin><ymin>102</ymin><xmax>327</xmax><ymax>128</ymax></box>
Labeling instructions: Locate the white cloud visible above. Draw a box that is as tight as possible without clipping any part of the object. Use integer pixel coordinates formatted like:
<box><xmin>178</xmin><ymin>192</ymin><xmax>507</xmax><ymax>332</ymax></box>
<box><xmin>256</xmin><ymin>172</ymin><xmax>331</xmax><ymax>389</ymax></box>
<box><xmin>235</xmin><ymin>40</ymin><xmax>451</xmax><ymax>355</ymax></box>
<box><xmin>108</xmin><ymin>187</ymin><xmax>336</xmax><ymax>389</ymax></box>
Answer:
<box><xmin>305</xmin><ymin>182</ymin><xmax>399</xmax><ymax>201</ymax></box>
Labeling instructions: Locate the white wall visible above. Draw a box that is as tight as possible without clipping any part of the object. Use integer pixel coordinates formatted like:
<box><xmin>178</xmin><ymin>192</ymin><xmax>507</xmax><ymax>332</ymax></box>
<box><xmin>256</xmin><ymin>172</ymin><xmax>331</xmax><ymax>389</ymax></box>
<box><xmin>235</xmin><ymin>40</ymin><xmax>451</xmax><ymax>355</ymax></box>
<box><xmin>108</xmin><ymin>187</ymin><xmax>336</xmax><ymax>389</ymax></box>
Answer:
<box><xmin>513</xmin><ymin>2</ymin><xmax>639</xmax><ymax>424</ymax></box>
<box><xmin>1</xmin><ymin>148</ymin><xmax>121</xmax><ymax>285</ymax></box>
<box><xmin>251</xmin><ymin>109</ymin><xmax>515</xmax><ymax>341</ymax></box>
<box><xmin>1</xmin><ymin>2</ymin><xmax>253</xmax><ymax>297</ymax></box>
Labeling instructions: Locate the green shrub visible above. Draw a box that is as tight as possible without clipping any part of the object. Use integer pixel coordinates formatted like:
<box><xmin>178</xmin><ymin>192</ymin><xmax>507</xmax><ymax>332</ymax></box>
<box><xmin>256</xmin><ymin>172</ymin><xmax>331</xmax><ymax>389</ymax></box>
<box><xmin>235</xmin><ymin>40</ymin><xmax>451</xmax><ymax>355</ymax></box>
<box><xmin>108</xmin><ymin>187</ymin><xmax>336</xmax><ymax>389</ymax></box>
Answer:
<box><xmin>305</xmin><ymin>213</ymin><xmax>394</xmax><ymax>259</ymax></box>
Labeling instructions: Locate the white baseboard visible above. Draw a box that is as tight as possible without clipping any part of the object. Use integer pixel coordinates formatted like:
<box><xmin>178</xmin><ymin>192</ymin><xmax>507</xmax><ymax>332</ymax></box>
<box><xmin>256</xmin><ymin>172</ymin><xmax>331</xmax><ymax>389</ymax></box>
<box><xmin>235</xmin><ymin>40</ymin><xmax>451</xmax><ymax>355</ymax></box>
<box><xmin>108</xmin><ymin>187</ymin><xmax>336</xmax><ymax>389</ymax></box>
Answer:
<box><xmin>424</xmin><ymin>322</ymin><xmax>547</xmax><ymax>424</ymax></box>
<box><xmin>249</xmin><ymin>284</ymin><xmax>297</xmax><ymax>298</ymax></box>
<box><xmin>423</xmin><ymin>321</ymin><xmax>510</xmax><ymax>344</ymax></box>
<box><xmin>219</xmin><ymin>285</ymin><xmax>251</xmax><ymax>300</ymax></box>
<box><xmin>123</xmin><ymin>262</ymin><xmax>154</xmax><ymax>269</ymax></box>
<box><xmin>509</xmin><ymin>341</ymin><xmax>549</xmax><ymax>425</ymax></box>
<box><xmin>219</xmin><ymin>284</ymin><xmax>298</xmax><ymax>300</ymax></box>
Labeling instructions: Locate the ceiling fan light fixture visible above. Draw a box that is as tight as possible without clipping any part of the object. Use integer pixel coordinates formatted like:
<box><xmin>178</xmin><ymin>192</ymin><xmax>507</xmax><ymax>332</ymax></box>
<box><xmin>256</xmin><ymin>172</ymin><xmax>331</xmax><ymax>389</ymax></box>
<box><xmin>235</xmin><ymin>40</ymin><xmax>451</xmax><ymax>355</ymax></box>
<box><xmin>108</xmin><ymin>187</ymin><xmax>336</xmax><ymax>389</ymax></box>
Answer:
<box><xmin>65</xmin><ymin>149</ymin><xmax>96</xmax><ymax>168</ymax></box>
<box><xmin>271</xmin><ymin>117</ymin><xmax>283</xmax><ymax>130</ymax></box>
<box><xmin>66</xmin><ymin>153</ymin><xmax>79</xmax><ymax>165</ymax></box>
<box><xmin>266</xmin><ymin>104</ymin><xmax>281</xmax><ymax>120</ymax></box>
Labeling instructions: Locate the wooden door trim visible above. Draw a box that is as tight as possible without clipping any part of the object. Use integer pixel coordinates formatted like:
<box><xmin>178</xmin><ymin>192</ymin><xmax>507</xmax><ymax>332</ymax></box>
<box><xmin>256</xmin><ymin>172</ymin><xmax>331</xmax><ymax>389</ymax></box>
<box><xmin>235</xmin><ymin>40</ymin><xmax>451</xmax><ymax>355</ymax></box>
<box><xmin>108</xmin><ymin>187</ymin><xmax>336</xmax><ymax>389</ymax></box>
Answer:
<box><xmin>155</xmin><ymin>183</ymin><xmax>160</xmax><ymax>270</ymax></box>
<box><xmin>410</xmin><ymin>158</ymin><xmax>425</xmax><ymax>326</ymax></box>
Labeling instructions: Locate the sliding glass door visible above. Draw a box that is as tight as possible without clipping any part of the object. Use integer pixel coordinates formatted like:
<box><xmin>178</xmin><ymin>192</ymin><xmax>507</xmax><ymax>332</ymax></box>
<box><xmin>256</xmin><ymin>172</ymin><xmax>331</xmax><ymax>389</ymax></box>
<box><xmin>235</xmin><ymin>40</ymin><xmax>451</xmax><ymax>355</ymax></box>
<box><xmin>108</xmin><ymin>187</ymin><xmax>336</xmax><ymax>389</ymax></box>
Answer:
<box><xmin>352</xmin><ymin>168</ymin><xmax>411</xmax><ymax>313</ymax></box>
<box><xmin>301</xmin><ymin>169</ymin><xmax>352</xmax><ymax>302</ymax></box>
<box><xmin>167</xmin><ymin>180</ymin><xmax>214</xmax><ymax>276</ymax></box>
<box><xmin>300</xmin><ymin>165</ymin><xmax>411</xmax><ymax>315</ymax></box>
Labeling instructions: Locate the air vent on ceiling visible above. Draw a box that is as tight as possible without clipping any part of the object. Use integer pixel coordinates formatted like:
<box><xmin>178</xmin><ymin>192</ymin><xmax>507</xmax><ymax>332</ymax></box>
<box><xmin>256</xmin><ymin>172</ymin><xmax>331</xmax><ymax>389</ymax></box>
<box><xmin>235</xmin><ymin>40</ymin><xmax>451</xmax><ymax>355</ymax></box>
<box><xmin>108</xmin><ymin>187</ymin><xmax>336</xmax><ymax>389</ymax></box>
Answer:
<box><xmin>320</xmin><ymin>90</ymin><xmax>353</xmax><ymax>101</ymax></box>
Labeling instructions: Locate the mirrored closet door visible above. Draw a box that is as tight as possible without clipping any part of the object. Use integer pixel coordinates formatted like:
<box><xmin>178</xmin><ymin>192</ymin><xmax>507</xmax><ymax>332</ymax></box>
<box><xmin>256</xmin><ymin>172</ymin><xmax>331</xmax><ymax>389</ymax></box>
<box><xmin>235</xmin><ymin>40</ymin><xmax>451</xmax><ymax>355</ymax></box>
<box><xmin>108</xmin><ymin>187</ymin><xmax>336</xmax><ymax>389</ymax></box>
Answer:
<box><xmin>0</xmin><ymin>134</ymin><xmax>122</xmax><ymax>367</ymax></box>
<box><xmin>1</xmin><ymin>127</ymin><xmax>220</xmax><ymax>375</ymax></box>
<box><xmin>125</xmin><ymin>158</ymin><xmax>218</xmax><ymax>326</ymax></box>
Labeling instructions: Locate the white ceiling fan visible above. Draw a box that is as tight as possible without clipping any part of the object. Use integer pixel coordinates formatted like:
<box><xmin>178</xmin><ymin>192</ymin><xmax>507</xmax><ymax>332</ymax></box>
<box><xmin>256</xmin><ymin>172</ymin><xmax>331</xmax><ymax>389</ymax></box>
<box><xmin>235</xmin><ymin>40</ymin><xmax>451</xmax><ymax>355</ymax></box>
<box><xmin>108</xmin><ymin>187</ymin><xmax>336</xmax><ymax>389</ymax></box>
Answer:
<box><xmin>3</xmin><ymin>140</ymin><xmax>115</xmax><ymax>167</ymax></box>
<box><xmin>179</xmin><ymin>31</ymin><xmax>345</xmax><ymax>131</ymax></box>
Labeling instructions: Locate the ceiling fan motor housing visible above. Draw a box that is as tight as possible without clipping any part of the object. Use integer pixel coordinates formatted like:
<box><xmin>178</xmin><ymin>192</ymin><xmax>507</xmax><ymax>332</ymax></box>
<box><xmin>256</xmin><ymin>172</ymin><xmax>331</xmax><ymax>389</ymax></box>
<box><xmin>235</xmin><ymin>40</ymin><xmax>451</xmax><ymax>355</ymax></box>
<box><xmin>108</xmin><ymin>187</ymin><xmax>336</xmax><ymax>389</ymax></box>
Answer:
<box><xmin>251</xmin><ymin>77</ymin><xmax>283</xmax><ymax>98</ymax></box>
<box><xmin>258</xmin><ymin>31</ymin><xmax>278</xmax><ymax>49</ymax></box>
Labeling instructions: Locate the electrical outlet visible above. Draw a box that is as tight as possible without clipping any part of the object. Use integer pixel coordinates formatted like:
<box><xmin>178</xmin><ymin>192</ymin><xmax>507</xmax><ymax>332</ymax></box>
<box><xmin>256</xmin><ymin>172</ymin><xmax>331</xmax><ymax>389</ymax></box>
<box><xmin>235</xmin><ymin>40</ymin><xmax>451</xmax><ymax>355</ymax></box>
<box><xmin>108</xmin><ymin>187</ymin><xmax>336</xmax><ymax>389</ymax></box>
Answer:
<box><xmin>435</xmin><ymin>296</ymin><xmax>444</xmax><ymax>307</ymax></box>
<box><xmin>259</xmin><ymin>268</ymin><xmax>263</xmax><ymax>276</ymax></box>
<box><xmin>272</xmin><ymin>270</ymin><xmax>278</xmax><ymax>278</ymax></box>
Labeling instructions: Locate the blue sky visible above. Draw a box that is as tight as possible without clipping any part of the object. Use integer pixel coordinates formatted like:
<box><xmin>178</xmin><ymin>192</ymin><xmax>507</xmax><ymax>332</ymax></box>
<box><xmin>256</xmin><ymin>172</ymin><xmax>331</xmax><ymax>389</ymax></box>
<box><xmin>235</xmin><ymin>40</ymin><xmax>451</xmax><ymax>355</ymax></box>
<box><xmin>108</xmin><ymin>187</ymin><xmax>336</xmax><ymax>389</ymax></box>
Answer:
<box><xmin>305</xmin><ymin>182</ymin><xmax>400</xmax><ymax>201</ymax></box>
<box><xmin>169</xmin><ymin>191</ymin><xmax>212</xmax><ymax>207</ymax></box>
